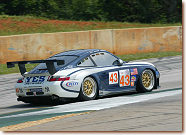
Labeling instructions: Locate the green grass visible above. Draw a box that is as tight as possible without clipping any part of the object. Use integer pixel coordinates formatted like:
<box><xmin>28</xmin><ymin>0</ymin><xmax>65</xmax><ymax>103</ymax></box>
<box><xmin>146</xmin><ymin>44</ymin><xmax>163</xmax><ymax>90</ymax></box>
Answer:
<box><xmin>0</xmin><ymin>15</ymin><xmax>182</xmax><ymax>36</ymax></box>
<box><xmin>0</xmin><ymin>51</ymin><xmax>182</xmax><ymax>75</ymax></box>
<box><xmin>0</xmin><ymin>64</ymin><xmax>38</xmax><ymax>75</ymax></box>
<box><xmin>117</xmin><ymin>51</ymin><xmax>182</xmax><ymax>61</ymax></box>
<box><xmin>0</xmin><ymin>15</ymin><xmax>49</xmax><ymax>21</ymax></box>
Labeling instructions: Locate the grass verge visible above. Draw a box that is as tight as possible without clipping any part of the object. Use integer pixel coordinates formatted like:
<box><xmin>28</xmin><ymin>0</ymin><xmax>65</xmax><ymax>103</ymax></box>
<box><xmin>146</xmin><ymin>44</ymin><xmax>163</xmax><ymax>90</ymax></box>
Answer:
<box><xmin>0</xmin><ymin>64</ymin><xmax>38</xmax><ymax>75</ymax></box>
<box><xmin>0</xmin><ymin>51</ymin><xmax>182</xmax><ymax>75</ymax></box>
<box><xmin>117</xmin><ymin>51</ymin><xmax>182</xmax><ymax>61</ymax></box>
<box><xmin>0</xmin><ymin>15</ymin><xmax>181</xmax><ymax>36</ymax></box>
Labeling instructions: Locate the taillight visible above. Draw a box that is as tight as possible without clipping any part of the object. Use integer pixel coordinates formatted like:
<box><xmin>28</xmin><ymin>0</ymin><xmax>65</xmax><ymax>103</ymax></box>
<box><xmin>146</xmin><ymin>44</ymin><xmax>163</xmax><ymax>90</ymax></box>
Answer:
<box><xmin>17</xmin><ymin>78</ymin><xmax>24</xmax><ymax>83</ymax></box>
<box><xmin>47</xmin><ymin>76</ymin><xmax>70</xmax><ymax>82</ymax></box>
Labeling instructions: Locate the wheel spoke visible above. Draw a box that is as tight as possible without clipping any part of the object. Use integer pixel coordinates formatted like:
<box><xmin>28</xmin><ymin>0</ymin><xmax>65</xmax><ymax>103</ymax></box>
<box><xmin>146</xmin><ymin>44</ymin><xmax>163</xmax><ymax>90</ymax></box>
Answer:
<box><xmin>83</xmin><ymin>79</ymin><xmax>95</xmax><ymax>96</ymax></box>
<box><xmin>141</xmin><ymin>70</ymin><xmax>154</xmax><ymax>90</ymax></box>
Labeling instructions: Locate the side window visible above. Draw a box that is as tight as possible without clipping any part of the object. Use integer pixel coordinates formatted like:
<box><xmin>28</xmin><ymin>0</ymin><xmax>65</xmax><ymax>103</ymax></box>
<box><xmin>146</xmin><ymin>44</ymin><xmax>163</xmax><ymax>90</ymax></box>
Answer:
<box><xmin>90</xmin><ymin>52</ymin><xmax>118</xmax><ymax>66</ymax></box>
<box><xmin>77</xmin><ymin>57</ymin><xmax>94</xmax><ymax>67</ymax></box>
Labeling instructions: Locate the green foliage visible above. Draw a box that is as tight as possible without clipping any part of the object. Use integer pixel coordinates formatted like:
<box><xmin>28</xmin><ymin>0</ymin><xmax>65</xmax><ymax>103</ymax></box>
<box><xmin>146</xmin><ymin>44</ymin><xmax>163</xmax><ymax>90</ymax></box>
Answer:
<box><xmin>0</xmin><ymin>0</ymin><xmax>182</xmax><ymax>23</ymax></box>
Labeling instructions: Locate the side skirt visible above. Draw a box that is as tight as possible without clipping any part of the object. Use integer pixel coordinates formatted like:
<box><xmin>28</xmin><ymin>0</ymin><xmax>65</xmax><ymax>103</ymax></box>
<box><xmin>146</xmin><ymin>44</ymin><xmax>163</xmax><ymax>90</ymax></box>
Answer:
<box><xmin>99</xmin><ymin>88</ymin><xmax>137</xmax><ymax>97</ymax></box>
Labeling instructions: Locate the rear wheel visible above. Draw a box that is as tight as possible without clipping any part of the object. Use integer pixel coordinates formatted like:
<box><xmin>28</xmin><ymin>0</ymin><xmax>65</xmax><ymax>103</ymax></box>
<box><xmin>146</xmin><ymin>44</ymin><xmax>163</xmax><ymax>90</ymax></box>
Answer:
<box><xmin>136</xmin><ymin>69</ymin><xmax>155</xmax><ymax>92</ymax></box>
<box><xmin>79</xmin><ymin>77</ymin><xmax>98</xmax><ymax>101</ymax></box>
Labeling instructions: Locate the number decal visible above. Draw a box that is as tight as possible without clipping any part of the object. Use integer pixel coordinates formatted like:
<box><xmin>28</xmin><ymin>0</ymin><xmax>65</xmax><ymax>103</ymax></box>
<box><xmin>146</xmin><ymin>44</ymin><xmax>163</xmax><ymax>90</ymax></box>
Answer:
<box><xmin>119</xmin><ymin>69</ymin><xmax>130</xmax><ymax>87</ymax></box>
<box><xmin>114</xmin><ymin>73</ymin><xmax>118</xmax><ymax>82</ymax></box>
<box><xmin>125</xmin><ymin>75</ymin><xmax>130</xmax><ymax>85</ymax></box>
<box><xmin>109</xmin><ymin>71</ymin><xmax>118</xmax><ymax>84</ymax></box>
<box><xmin>109</xmin><ymin>70</ymin><xmax>130</xmax><ymax>86</ymax></box>
<box><xmin>120</xmin><ymin>75</ymin><xmax>124</xmax><ymax>86</ymax></box>
<box><xmin>110</xmin><ymin>73</ymin><xmax>114</xmax><ymax>82</ymax></box>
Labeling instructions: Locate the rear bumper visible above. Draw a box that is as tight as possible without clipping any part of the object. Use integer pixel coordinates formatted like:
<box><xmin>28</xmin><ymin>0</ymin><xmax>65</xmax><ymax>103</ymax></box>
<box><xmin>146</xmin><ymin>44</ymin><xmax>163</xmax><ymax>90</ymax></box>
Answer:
<box><xmin>15</xmin><ymin>80</ymin><xmax>80</xmax><ymax>98</ymax></box>
<box><xmin>17</xmin><ymin>95</ymin><xmax>75</xmax><ymax>104</ymax></box>
<box><xmin>17</xmin><ymin>96</ymin><xmax>53</xmax><ymax>103</ymax></box>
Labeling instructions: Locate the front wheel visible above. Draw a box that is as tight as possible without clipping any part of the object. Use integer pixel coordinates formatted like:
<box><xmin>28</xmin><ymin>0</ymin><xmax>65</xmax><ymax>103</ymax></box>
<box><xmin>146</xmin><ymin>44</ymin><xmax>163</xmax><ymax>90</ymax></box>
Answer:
<box><xmin>136</xmin><ymin>69</ymin><xmax>155</xmax><ymax>92</ymax></box>
<box><xmin>79</xmin><ymin>77</ymin><xmax>98</xmax><ymax>101</ymax></box>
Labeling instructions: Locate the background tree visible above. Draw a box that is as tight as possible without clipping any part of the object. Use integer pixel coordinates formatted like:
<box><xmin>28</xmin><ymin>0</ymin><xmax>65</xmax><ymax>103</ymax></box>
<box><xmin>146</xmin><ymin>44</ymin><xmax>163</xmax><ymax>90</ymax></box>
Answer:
<box><xmin>0</xmin><ymin>0</ymin><xmax>182</xmax><ymax>23</ymax></box>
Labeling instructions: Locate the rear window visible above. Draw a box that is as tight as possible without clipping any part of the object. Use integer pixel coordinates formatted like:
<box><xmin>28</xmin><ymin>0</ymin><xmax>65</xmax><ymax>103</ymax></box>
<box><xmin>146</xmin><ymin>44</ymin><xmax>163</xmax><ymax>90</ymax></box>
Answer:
<box><xmin>29</xmin><ymin>55</ymin><xmax>78</xmax><ymax>74</ymax></box>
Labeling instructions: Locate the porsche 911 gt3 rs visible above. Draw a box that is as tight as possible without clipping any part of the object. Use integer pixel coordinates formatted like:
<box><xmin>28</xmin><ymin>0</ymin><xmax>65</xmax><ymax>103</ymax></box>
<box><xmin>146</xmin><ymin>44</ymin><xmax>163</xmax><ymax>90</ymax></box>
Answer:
<box><xmin>7</xmin><ymin>49</ymin><xmax>160</xmax><ymax>104</ymax></box>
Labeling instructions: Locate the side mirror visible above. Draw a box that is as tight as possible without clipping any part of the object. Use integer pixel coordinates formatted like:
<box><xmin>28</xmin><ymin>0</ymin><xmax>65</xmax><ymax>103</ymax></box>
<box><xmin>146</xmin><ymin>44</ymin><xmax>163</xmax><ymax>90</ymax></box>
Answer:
<box><xmin>113</xmin><ymin>59</ymin><xmax>124</xmax><ymax>66</ymax></box>
<box><xmin>118</xmin><ymin>59</ymin><xmax>124</xmax><ymax>66</ymax></box>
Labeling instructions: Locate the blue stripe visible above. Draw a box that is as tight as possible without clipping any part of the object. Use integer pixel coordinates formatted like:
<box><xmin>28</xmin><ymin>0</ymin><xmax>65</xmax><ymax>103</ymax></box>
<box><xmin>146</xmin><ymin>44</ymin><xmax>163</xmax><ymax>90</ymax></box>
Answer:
<box><xmin>67</xmin><ymin>68</ymin><xmax>87</xmax><ymax>76</ymax></box>
<box><xmin>67</xmin><ymin>65</ymin><xmax>145</xmax><ymax>76</ymax></box>
<box><xmin>104</xmin><ymin>87</ymin><xmax>136</xmax><ymax>92</ymax></box>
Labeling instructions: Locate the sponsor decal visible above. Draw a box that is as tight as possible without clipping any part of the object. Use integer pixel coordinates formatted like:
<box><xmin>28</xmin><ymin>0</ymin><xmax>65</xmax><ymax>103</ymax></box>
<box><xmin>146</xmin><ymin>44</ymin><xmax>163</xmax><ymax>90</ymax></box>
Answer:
<box><xmin>131</xmin><ymin>68</ymin><xmax>138</xmax><ymax>75</ymax></box>
<box><xmin>119</xmin><ymin>69</ymin><xmax>130</xmax><ymax>87</ymax></box>
<box><xmin>25</xmin><ymin>76</ymin><xmax>45</xmax><ymax>84</ymax></box>
<box><xmin>109</xmin><ymin>71</ymin><xmax>118</xmax><ymax>84</ymax></box>
<box><xmin>19</xmin><ymin>89</ymin><xmax>23</xmax><ymax>93</ymax></box>
<box><xmin>66</xmin><ymin>82</ymin><xmax>78</xmax><ymax>87</ymax></box>
<box><xmin>45</xmin><ymin>87</ymin><xmax>50</xmax><ymax>92</ymax></box>
<box><xmin>131</xmin><ymin>82</ymin><xmax>134</xmax><ymax>86</ymax></box>
<box><xmin>16</xmin><ymin>88</ymin><xmax>19</xmax><ymax>93</ymax></box>
<box><xmin>131</xmin><ymin>75</ymin><xmax>136</xmax><ymax>82</ymax></box>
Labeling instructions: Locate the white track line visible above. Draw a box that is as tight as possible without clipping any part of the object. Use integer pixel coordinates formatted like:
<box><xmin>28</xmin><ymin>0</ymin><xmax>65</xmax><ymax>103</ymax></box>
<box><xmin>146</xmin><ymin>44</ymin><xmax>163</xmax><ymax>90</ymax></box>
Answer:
<box><xmin>0</xmin><ymin>89</ymin><xmax>182</xmax><ymax>119</ymax></box>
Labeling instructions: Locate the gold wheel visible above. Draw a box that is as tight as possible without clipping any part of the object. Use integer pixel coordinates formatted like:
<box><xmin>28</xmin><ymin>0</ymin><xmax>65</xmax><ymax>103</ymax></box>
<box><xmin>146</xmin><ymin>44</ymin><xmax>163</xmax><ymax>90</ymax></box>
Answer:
<box><xmin>82</xmin><ymin>77</ymin><xmax>97</xmax><ymax>99</ymax></box>
<box><xmin>141</xmin><ymin>70</ymin><xmax>154</xmax><ymax>90</ymax></box>
<box><xmin>83</xmin><ymin>80</ymin><xmax>93</xmax><ymax>96</ymax></box>
<box><xmin>142</xmin><ymin>73</ymin><xmax>151</xmax><ymax>87</ymax></box>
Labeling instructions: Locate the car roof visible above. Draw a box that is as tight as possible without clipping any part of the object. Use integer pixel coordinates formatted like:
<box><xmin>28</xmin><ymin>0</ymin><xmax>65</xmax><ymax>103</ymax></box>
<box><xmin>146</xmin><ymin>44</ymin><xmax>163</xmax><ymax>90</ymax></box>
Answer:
<box><xmin>53</xmin><ymin>49</ymin><xmax>105</xmax><ymax>57</ymax></box>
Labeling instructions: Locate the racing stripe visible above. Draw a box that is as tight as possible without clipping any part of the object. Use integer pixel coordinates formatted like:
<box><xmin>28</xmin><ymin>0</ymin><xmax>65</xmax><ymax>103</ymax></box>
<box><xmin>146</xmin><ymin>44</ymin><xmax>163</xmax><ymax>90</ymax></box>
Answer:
<box><xmin>67</xmin><ymin>65</ymin><xmax>148</xmax><ymax>76</ymax></box>
<box><xmin>67</xmin><ymin>68</ymin><xmax>87</xmax><ymax>76</ymax></box>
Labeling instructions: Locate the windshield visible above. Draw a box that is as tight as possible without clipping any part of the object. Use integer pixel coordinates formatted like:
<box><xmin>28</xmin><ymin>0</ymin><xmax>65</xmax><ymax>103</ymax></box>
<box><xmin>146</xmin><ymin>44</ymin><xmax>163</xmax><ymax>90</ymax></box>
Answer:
<box><xmin>29</xmin><ymin>55</ymin><xmax>78</xmax><ymax>74</ymax></box>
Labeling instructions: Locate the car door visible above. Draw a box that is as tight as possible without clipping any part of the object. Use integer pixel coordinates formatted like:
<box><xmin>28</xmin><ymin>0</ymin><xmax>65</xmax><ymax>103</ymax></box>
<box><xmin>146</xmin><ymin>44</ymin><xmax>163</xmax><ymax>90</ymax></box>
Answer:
<box><xmin>90</xmin><ymin>52</ymin><xmax>123</xmax><ymax>92</ymax></box>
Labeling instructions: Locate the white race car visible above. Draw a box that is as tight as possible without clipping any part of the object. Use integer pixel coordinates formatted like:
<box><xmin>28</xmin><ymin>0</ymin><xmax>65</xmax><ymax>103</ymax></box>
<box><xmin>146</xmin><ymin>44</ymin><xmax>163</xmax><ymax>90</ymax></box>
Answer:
<box><xmin>7</xmin><ymin>49</ymin><xmax>160</xmax><ymax>104</ymax></box>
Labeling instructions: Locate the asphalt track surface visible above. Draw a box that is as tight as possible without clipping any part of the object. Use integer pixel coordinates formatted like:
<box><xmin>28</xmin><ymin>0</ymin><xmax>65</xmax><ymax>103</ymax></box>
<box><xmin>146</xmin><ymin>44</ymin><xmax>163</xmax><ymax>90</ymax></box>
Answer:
<box><xmin>0</xmin><ymin>56</ymin><xmax>182</xmax><ymax>131</ymax></box>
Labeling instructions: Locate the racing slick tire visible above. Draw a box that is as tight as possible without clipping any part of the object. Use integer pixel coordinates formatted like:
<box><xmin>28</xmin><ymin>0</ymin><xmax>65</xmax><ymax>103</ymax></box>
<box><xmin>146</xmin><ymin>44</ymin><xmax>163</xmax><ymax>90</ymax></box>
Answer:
<box><xmin>136</xmin><ymin>69</ymin><xmax>155</xmax><ymax>93</ymax></box>
<box><xmin>79</xmin><ymin>76</ymin><xmax>98</xmax><ymax>101</ymax></box>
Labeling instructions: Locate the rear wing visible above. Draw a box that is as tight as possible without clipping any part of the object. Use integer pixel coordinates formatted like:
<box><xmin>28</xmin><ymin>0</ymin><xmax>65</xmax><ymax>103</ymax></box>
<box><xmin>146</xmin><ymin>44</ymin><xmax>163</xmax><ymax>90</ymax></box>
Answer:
<box><xmin>7</xmin><ymin>60</ymin><xmax>64</xmax><ymax>75</ymax></box>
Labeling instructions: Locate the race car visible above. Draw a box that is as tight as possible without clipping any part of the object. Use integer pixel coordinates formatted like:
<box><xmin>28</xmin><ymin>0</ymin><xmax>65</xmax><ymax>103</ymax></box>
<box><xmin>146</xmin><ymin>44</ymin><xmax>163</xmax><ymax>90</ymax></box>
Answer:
<box><xmin>7</xmin><ymin>49</ymin><xmax>160</xmax><ymax>104</ymax></box>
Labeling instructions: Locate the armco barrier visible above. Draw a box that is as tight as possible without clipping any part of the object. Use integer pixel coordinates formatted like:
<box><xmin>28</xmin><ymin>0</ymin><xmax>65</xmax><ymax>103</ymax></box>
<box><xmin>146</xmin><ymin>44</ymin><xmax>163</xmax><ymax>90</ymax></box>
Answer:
<box><xmin>0</xmin><ymin>26</ymin><xmax>182</xmax><ymax>64</ymax></box>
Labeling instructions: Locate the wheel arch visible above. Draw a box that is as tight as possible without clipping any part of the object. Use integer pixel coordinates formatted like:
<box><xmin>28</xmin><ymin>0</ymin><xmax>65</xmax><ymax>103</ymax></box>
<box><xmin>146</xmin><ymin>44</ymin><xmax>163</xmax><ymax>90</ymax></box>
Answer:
<box><xmin>78</xmin><ymin>74</ymin><xmax>100</xmax><ymax>100</ymax></box>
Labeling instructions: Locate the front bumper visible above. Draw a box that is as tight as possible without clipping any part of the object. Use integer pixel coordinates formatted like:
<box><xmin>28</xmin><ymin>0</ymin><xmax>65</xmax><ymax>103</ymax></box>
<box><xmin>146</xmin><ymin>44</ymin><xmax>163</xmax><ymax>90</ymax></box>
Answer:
<box><xmin>155</xmin><ymin>69</ymin><xmax>160</xmax><ymax>89</ymax></box>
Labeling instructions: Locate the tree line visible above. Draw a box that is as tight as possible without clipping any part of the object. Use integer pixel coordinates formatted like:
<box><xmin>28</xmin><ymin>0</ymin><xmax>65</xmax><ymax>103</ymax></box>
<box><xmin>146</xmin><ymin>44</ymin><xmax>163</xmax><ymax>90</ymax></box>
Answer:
<box><xmin>0</xmin><ymin>0</ymin><xmax>182</xmax><ymax>23</ymax></box>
